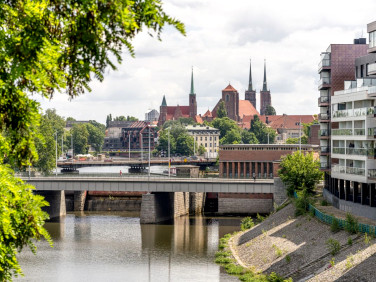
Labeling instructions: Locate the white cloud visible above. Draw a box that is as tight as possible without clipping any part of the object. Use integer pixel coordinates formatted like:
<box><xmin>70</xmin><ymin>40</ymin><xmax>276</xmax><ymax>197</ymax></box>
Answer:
<box><xmin>35</xmin><ymin>0</ymin><xmax>376</xmax><ymax>123</ymax></box>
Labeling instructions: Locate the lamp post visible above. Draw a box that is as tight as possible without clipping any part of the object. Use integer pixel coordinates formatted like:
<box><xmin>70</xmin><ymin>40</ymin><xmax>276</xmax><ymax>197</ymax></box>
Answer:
<box><xmin>128</xmin><ymin>132</ymin><xmax>131</xmax><ymax>161</ymax></box>
<box><xmin>148</xmin><ymin>126</ymin><xmax>151</xmax><ymax>178</ymax></box>
<box><xmin>140</xmin><ymin>132</ymin><xmax>143</xmax><ymax>162</ymax></box>
<box><xmin>168</xmin><ymin>128</ymin><xmax>170</xmax><ymax>178</ymax></box>
<box><xmin>55</xmin><ymin>131</ymin><xmax>58</xmax><ymax>176</ymax></box>
<box><xmin>299</xmin><ymin>118</ymin><xmax>302</xmax><ymax>152</ymax></box>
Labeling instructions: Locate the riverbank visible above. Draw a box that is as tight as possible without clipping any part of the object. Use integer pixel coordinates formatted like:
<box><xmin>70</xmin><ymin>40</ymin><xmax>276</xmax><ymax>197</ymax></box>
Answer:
<box><xmin>227</xmin><ymin>203</ymin><xmax>376</xmax><ymax>281</ymax></box>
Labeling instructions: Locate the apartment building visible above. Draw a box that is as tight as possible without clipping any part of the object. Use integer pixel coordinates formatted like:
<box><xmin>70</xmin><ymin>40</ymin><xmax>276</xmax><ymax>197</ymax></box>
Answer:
<box><xmin>321</xmin><ymin>21</ymin><xmax>376</xmax><ymax>220</ymax></box>
<box><xmin>186</xmin><ymin>125</ymin><xmax>220</xmax><ymax>156</ymax></box>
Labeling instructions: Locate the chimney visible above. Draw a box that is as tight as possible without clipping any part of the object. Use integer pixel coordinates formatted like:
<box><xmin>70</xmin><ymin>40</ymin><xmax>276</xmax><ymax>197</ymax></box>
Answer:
<box><xmin>266</xmin><ymin>116</ymin><xmax>269</xmax><ymax>124</ymax></box>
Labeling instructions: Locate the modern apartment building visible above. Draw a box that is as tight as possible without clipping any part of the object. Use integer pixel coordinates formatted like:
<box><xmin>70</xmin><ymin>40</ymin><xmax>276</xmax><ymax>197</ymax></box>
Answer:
<box><xmin>321</xmin><ymin>21</ymin><xmax>376</xmax><ymax>220</ymax></box>
<box><xmin>318</xmin><ymin>38</ymin><xmax>368</xmax><ymax>180</ymax></box>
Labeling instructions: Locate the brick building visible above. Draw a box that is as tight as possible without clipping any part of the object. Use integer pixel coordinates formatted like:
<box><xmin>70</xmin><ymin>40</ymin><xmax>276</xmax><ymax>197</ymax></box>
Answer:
<box><xmin>219</xmin><ymin>144</ymin><xmax>319</xmax><ymax>179</ymax></box>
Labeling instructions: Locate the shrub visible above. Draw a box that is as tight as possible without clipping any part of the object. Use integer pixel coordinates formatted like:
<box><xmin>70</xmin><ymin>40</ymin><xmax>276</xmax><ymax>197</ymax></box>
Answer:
<box><xmin>225</xmin><ymin>263</ymin><xmax>244</xmax><ymax>275</ymax></box>
<box><xmin>294</xmin><ymin>189</ymin><xmax>311</xmax><ymax>216</ymax></box>
<box><xmin>256</xmin><ymin>213</ymin><xmax>265</xmax><ymax>223</ymax></box>
<box><xmin>241</xmin><ymin>217</ymin><xmax>255</xmax><ymax>231</ymax></box>
<box><xmin>330</xmin><ymin>218</ymin><xmax>341</xmax><ymax>233</ymax></box>
<box><xmin>326</xmin><ymin>238</ymin><xmax>341</xmax><ymax>255</ymax></box>
<box><xmin>215</xmin><ymin>257</ymin><xmax>232</xmax><ymax>264</ymax></box>
<box><xmin>320</xmin><ymin>199</ymin><xmax>329</xmax><ymax>206</ymax></box>
<box><xmin>330</xmin><ymin>257</ymin><xmax>335</xmax><ymax>267</ymax></box>
<box><xmin>364</xmin><ymin>233</ymin><xmax>371</xmax><ymax>245</ymax></box>
<box><xmin>285</xmin><ymin>255</ymin><xmax>291</xmax><ymax>263</ymax></box>
<box><xmin>347</xmin><ymin>237</ymin><xmax>353</xmax><ymax>246</ymax></box>
<box><xmin>272</xmin><ymin>244</ymin><xmax>283</xmax><ymax>257</ymax></box>
<box><xmin>345</xmin><ymin>213</ymin><xmax>358</xmax><ymax>234</ymax></box>
<box><xmin>267</xmin><ymin>272</ymin><xmax>287</xmax><ymax>282</ymax></box>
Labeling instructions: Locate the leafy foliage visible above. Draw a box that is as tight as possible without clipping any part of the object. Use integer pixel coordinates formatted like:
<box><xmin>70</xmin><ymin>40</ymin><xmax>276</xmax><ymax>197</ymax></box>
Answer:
<box><xmin>249</xmin><ymin>115</ymin><xmax>276</xmax><ymax>144</ymax></box>
<box><xmin>0</xmin><ymin>165</ymin><xmax>52</xmax><ymax>280</ymax></box>
<box><xmin>241</xmin><ymin>217</ymin><xmax>255</xmax><ymax>231</ymax></box>
<box><xmin>264</xmin><ymin>105</ymin><xmax>276</xmax><ymax>115</ymax></box>
<box><xmin>198</xmin><ymin>144</ymin><xmax>206</xmax><ymax>155</ymax></box>
<box><xmin>326</xmin><ymin>238</ymin><xmax>341</xmax><ymax>255</ymax></box>
<box><xmin>217</xmin><ymin>101</ymin><xmax>227</xmax><ymax>118</ymax></box>
<box><xmin>278</xmin><ymin>151</ymin><xmax>323</xmax><ymax>196</ymax></box>
<box><xmin>241</xmin><ymin>130</ymin><xmax>259</xmax><ymax>144</ymax></box>
<box><xmin>345</xmin><ymin>213</ymin><xmax>359</xmax><ymax>234</ymax></box>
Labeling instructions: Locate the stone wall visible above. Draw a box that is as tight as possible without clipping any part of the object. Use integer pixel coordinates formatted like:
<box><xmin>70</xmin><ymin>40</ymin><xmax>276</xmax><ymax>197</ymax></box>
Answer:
<box><xmin>174</xmin><ymin>192</ymin><xmax>189</xmax><ymax>217</ymax></box>
<box><xmin>35</xmin><ymin>190</ymin><xmax>66</xmax><ymax>220</ymax></box>
<box><xmin>324</xmin><ymin>189</ymin><xmax>376</xmax><ymax>221</ymax></box>
<box><xmin>273</xmin><ymin>177</ymin><xmax>288</xmax><ymax>206</ymax></box>
<box><xmin>189</xmin><ymin>192</ymin><xmax>205</xmax><ymax>214</ymax></box>
<box><xmin>86</xmin><ymin>198</ymin><xmax>142</xmax><ymax>211</ymax></box>
<box><xmin>218</xmin><ymin>193</ymin><xmax>273</xmax><ymax>214</ymax></box>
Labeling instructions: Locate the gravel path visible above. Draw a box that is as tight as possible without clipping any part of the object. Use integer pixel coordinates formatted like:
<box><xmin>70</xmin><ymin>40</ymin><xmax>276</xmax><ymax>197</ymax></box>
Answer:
<box><xmin>230</xmin><ymin>203</ymin><xmax>376</xmax><ymax>281</ymax></box>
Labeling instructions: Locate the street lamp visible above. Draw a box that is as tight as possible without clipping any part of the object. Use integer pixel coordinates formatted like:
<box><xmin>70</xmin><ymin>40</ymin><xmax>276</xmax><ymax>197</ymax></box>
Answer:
<box><xmin>148</xmin><ymin>125</ymin><xmax>151</xmax><ymax>177</ymax></box>
<box><xmin>55</xmin><ymin>131</ymin><xmax>58</xmax><ymax>176</ymax></box>
<box><xmin>128</xmin><ymin>131</ymin><xmax>131</xmax><ymax>161</ymax></box>
<box><xmin>168</xmin><ymin>128</ymin><xmax>170</xmax><ymax>178</ymax></box>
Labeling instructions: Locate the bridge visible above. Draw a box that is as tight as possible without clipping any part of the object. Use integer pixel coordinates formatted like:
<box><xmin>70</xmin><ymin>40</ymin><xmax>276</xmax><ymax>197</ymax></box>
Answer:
<box><xmin>23</xmin><ymin>176</ymin><xmax>287</xmax><ymax>224</ymax></box>
<box><xmin>57</xmin><ymin>158</ymin><xmax>217</xmax><ymax>171</ymax></box>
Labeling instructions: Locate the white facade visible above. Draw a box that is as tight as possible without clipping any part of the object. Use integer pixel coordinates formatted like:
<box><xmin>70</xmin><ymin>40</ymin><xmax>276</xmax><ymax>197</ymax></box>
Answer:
<box><xmin>330</xmin><ymin>78</ymin><xmax>376</xmax><ymax>183</ymax></box>
<box><xmin>186</xmin><ymin>125</ymin><xmax>220</xmax><ymax>156</ymax></box>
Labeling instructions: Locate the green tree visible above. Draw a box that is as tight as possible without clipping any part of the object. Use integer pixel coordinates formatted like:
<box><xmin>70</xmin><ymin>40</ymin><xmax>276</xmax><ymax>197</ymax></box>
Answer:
<box><xmin>198</xmin><ymin>144</ymin><xmax>206</xmax><ymax>155</ymax></box>
<box><xmin>0</xmin><ymin>0</ymin><xmax>185</xmax><ymax>166</ymax></box>
<box><xmin>221</xmin><ymin>128</ymin><xmax>242</xmax><ymax>144</ymax></box>
<box><xmin>250</xmin><ymin>115</ymin><xmax>276</xmax><ymax>144</ymax></box>
<box><xmin>33</xmin><ymin>109</ymin><xmax>66</xmax><ymax>175</ymax></box>
<box><xmin>264</xmin><ymin>105</ymin><xmax>276</xmax><ymax>115</ymax></box>
<box><xmin>0</xmin><ymin>165</ymin><xmax>52</xmax><ymax>281</ymax></box>
<box><xmin>0</xmin><ymin>1</ymin><xmax>184</xmax><ymax>278</ymax></box>
<box><xmin>127</xmin><ymin>116</ymin><xmax>139</xmax><ymax>122</ymax></box>
<box><xmin>176</xmin><ymin>133</ymin><xmax>194</xmax><ymax>156</ymax></box>
<box><xmin>114</xmin><ymin>116</ymin><xmax>127</xmax><ymax>121</ymax></box>
<box><xmin>285</xmin><ymin>137</ymin><xmax>299</xmax><ymax>144</ymax></box>
<box><xmin>157</xmin><ymin>130</ymin><xmax>176</xmax><ymax>155</ymax></box>
<box><xmin>72</xmin><ymin>124</ymin><xmax>89</xmax><ymax>154</ymax></box>
<box><xmin>106</xmin><ymin>114</ymin><xmax>112</xmax><ymax>128</ymax></box>
<box><xmin>278</xmin><ymin>151</ymin><xmax>323</xmax><ymax>196</ymax></box>
<box><xmin>241</xmin><ymin>130</ymin><xmax>259</xmax><ymax>144</ymax></box>
<box><xmin>86</xmin><ymin>123</ymin><xmax>105</xmax><ymax>153</ymax></box>
<box><xmin>66</xmin><ymin>117</ymin><xmax>76</xmax><ymax>122</ymax></box>
<box><xmin>217</xmin><ymin>101</ymin><xmax>227</xmax><ymax>118</ymax></box>
<box><xmin>211</xmin><ymin>117</ymin><xmax>238</xmax><ymax>139</ymax></box>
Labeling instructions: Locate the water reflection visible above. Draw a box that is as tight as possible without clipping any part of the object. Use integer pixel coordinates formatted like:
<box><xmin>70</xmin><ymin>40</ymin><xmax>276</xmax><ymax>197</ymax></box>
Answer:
<box><xmin>16</xmin><ymin>212</ymin><xmax>241</xmax><ymax>282</ymax></box>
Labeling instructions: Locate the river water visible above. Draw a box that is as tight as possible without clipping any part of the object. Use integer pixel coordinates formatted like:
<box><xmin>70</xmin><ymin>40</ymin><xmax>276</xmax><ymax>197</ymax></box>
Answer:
<box><xmin>16</xmin><ymin>212</ymin><xmax>241</xmax><ymax>281</ymax></box>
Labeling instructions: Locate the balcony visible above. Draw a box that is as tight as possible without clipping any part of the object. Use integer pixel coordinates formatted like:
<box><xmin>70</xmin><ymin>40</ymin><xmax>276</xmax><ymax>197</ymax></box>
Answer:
<box><xmin>320</xmin><ymin>146</ymin><xmax>330</xmax><ymax>153</ymax></box>
<box><xmin>319</xmin><ymin>129</ymin><xmax>329</xmax><ymax>137</ymax></box>
<box><xmin>368</xmin><ymin>169</ymin><xmax>376</xmax><ymax>179</ymax></box>
<box><xmin>332</xmin><ymin>147</ymin><xmax>345</xmax><ymax>154</ymax></box>
<box><xmin>318</xmin><ymin>77</ymin><xmax>331</xmax><ymax>89</ymax></box>
<box><xmin>332</xmin><ymin>107</ymin><xmax>375</xmax><ymax>119</ymax></box>
<box><xmin>320</xmin><ymin>162</ymin><xmax>330</xmax><ymax>169</ymax></box>
<box><xmin>332</xmin><ymin>147</ymin><xmax>375</xmax><ymax>157</ymax></box>
<box><xmin>318</xmin><ymin>59</ymin><xmax>331</xmax><ymax>71</ymax></box>
<box><xmin>332</xmin><ymin>165</ymin><xmax>365</xmax><ymax>176</ymax></box>
<box><xmin>368</xmin><ymin>63</ymin><xmax>376</xmax><ymax>76</ymax></box>
<box><xmin>318</xmin><ymin>95</ymin><xmax>330</xmax><ymax>107</ymax></box>
<box><xmin>318</xmin><ymin>113</ymin><xmax>330</xmax><ymax>121</ymax></box>
<box><xmin>331</xmin><ymin>129</ymin><xmax>352</xmax><ymax>136</ymax></box>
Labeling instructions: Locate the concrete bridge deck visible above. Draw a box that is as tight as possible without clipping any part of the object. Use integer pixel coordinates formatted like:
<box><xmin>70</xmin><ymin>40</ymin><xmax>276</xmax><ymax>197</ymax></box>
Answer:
<box><xmin>23</xmin><ymin>177</ymin><xmax>274</xmax><ymax>193</ymax></box>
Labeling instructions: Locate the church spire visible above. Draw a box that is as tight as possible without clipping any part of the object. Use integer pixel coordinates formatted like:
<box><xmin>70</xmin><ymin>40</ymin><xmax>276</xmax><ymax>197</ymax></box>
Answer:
<box><xmin>262</xmin><ymin>59</ymin><xmax>268</xmax><ymax>91</ymax></box>
<box><xmin>161</xmin><ymin>95</ymin><xmax>167</xmax><ymax>106</ymax></box>
<box><xmin>190</xmin><ymin>67</ymin><xmax>195</xmax><ymax>94</ymax></box>
<box><xmin>248</xmin><ymin>59</ymin><xmax>253</xmax><ymax>91</ymax></box>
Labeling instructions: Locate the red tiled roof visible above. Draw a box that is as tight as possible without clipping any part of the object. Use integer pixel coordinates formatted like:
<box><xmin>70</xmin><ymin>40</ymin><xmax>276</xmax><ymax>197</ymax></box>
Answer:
<box><xmin>222</xmin><ymin>84</ymin><xmax>237</xmax><ymax>92</ymax></box>
<box><xmin>260</xmin><ymin>115</ymin><xmax>317</xmax><ymax>130</ymax></box>
<box><xmin>202</xmin><ymin>109</ymin><xmax>212</xmax><ymax>118</ymax></box>
<box><xmin>195</xmin><ymin>115</ymin><xmax>203</xmax><ymax>124</ymax></box>
<box><xmin>165</xmin><ymin>106</ymin><xmax>190</xmax><ymax>120</ymax></box>
<box><xmin>239</xmin><ymin>100</ymin><xmax>259</xmax><ymax>118</ymax></box>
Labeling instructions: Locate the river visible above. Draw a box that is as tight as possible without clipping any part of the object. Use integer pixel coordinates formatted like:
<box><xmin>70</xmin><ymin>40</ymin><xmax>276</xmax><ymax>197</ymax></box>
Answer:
<box><xmin>15</xmin><ymin>212</ymin><xmax>241</xmax><ymax>281</ymax></box>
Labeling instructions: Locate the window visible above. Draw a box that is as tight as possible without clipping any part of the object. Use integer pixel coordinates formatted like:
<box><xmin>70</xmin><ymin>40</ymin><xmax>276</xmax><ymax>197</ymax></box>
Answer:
<box><xmin>226</xmin><ymin>95</ymin><xmax>229</xmax><ymax>102</ymax></box>
<box><xmin>196</xmin><ymin>137</ymin><xmax>198</xmax><ymax>141</ymax></box>
<box><xmin>210</xmin><ymin>137</ymin><xmax>212</xmax><ymax>141</ymax></box>
<box><xmin>200</xmin><ymin>137</ymin><xmax>202</xmax><ymax>141</ymax></box>
<box><xmin>361</xmin><ymin>65</ymin><xmax>364</xmax><ymax>77</ymax></box>
<box><xmin>214</xmin><ymin>137</ymin><xmax>217</xmax><ymax>141</ymax></box>
<box><xmin>205</xmin><ymin>143</ymin><xmax>207</xmax><ymax>147</ymax></box>
<box><xmin>210</xmin><ymin>143</ymin><xmax>212</xmax><ymax>147</ymax></box>
<box><xmin>205</xmin><ymin>137</ymin><xmax>207</xmax><ymax>141</ymax></box>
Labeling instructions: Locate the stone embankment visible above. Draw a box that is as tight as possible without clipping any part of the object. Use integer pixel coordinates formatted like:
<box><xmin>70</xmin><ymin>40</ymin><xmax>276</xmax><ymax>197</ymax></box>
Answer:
<box><xmin>229</xmin><ymin>203</ymin><xmax>376</xmax><ymax>281</ymax></box>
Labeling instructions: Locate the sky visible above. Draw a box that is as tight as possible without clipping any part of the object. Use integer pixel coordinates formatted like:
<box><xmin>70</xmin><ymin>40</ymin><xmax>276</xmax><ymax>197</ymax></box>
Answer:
<box><xmin>34</xmin><ymin>0</ymin><xmax>376</xmax><ymax>124</ymax></box>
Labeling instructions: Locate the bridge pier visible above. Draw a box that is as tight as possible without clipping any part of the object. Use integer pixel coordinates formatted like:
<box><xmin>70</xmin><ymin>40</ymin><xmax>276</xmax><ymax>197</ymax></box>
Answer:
<box><xmin>140</xmin><ymin>192</ymin><xmax>190</xmax><ymax>224</ymax></box>
<box><xmin>35</xmin><ymin>190</ymin><xmax>66</xmax><ymax>220</ymax></box>
<box><xmin>74</xmin><ymin>191</ymin><xmax>87</xmax><ymax>211</ymax></box>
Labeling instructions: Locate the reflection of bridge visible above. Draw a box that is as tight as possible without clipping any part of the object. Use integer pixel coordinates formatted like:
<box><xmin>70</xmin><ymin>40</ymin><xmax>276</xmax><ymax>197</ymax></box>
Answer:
<box><xmin>57</xmin><ymin>159</ymin><xmax>216</xmax><ymax>171</ymax></box>
<box><xmin>24</xmin><ymin>176</ymin><xmax>287</xmax><ymax>224</ymax></box>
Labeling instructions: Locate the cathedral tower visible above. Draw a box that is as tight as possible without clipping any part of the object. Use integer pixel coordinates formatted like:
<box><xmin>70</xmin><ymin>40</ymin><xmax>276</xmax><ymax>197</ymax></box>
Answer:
<box><xmin>158</xmin><ymin>95</ymin><xmax>168</xmax><ymax>127</ymax></box>
<box><xmin>260</xmin><ymin>60</ymin><xmax>272</xmax><ymax>115</ymax></box>
<box><xmin>245</xmin><ymin>59</ymin><xmax>256</xmax><ymax>108</ymax></box>
<box><xmin>189</xmin><ymin>68</ymin><xmax>197</xmax><ymax>118</ymax></box>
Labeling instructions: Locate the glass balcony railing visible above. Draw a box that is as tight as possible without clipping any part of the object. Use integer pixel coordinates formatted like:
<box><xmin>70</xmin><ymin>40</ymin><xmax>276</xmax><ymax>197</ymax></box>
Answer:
<box><xmin>320</xmin><ymin>146</ymin><xmax>330</xmax><ymax>153</ymax></box>
<box><xmin>332</xmin><ymin>165</ymin><xmax>365</xmax><ymax>176</ymax></box>
<box><xmin>332</xmin><ymin>147</ymin><xmax>345</xmax><ymax>154</ymax></box>
<box><xmin>368</xmin><ymin>128</ymin><xmax>376</xmax><ymax>136</ymax></box>
<box><xmin>318</xmin><ymin>77</ymin><xmax>331</xmax><ymax>86</ymax></box>
<box><xmin>331</xmin><ymin>129</ymin><xmax>352</xmax><ymax>135</ymax></box>
<box><xmin>332</xmin><ymin>107</ymin><xmax>375</xmax><ymax>118</ymax></box>
<box><xmin>318</xmin><ymin>113</ymin><xmax>330</xmax><ymax>120</ymax></box>
<box><xmin>368</xmin><ymin>169</ymin><xmax>376</xmax><ymax>178</ymax></box>
<box><xmin>332</xmin><ymin>147</ymin><xmax>375</xmax><ymax>157</ymax></box>
<box><xmin>354</xmin><ymin>129</ymin><xmax>365</xmax><ymax>136</ymax></box>
<box><xmin>318</xmin><ymin>59</ymin><xmax>331</xmax><ymax>69</ymax></box>
<box><xmin>368</xmin><ymin>63</ymin><xmax>376</xmax><ymax>75</ymax></box>
<box><xmin>320</xmin><ymin>162</ymin><xmax>330</xmax><ymax>169</ymax></box>
<box><xmin>319</xmin><ymin>129</ymin><xmax>329</xmax><ymax>136</ymax></box>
